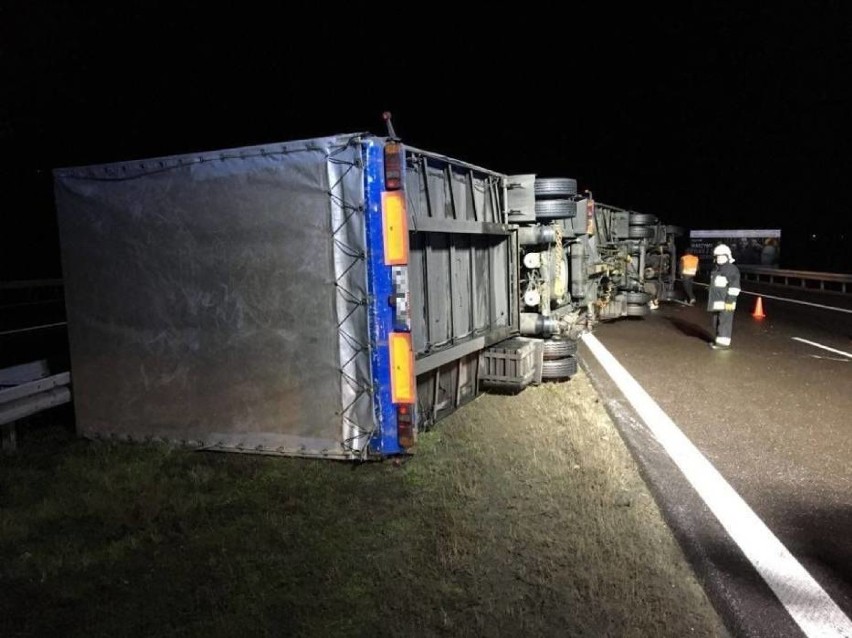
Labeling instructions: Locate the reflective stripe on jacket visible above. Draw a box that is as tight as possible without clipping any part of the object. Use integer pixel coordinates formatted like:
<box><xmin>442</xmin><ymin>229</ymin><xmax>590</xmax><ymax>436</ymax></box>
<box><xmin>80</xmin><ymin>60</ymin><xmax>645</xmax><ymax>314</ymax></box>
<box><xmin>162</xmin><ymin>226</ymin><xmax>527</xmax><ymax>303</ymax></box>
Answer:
<box><xmin>707</xmin><ymin>262</ymin><xmax>741</xmax><ymax>311</ymax></box>
<box><xmin>680</xmin><ymin>254</ymin><xmax>699</xmax><ymax>276</ymax></box>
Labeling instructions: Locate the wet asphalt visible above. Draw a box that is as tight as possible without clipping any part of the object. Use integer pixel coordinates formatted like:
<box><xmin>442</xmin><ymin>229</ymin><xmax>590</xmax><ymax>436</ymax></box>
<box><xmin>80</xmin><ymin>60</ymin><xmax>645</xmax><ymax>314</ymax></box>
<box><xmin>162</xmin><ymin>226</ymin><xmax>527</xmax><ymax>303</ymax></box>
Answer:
<box><xmin>580</xmin><ymin>284</ymin><xmax>852</xmax><ymax>638</ymax></box>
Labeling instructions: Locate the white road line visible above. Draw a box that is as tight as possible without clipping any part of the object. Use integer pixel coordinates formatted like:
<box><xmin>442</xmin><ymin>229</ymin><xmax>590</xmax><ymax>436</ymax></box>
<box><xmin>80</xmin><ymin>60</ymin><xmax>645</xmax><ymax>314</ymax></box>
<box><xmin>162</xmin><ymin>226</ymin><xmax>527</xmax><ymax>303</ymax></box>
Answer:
<box><xmin>792</xmin><ymin>337</ymin><xmax>852</xmax><ymax>359</ymax></box>
<box><xmin>582</xmin><ymin>332</ymin><xmax>852</xmax><ymax>638</ymax></box>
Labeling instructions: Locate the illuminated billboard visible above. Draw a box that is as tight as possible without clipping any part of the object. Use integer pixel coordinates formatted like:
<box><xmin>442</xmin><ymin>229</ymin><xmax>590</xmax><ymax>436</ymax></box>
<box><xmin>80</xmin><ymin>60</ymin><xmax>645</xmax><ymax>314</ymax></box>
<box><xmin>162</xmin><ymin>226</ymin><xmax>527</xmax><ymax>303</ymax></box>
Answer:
<box><xmin>689</xmin><ymin>229</ymin><xmax>781</xmax><ymax>267</ymax></box>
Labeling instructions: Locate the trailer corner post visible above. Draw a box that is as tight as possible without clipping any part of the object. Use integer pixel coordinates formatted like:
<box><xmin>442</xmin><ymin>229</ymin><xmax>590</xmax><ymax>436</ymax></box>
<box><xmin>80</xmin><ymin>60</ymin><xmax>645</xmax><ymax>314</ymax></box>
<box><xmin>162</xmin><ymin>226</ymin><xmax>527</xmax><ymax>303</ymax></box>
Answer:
<box><xmin>364</xmin><ymin>139</ymin><xmax>414</xmax><ymax>457</ymax></box>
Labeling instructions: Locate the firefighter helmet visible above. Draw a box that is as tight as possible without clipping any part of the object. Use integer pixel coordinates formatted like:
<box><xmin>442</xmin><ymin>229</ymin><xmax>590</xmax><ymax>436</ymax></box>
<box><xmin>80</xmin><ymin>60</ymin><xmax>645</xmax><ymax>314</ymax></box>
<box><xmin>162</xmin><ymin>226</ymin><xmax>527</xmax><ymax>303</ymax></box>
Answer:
<box><xmin>713</xmin><ymin>244</ymin><xmax>734</xmax><ymax>262</ymax></box>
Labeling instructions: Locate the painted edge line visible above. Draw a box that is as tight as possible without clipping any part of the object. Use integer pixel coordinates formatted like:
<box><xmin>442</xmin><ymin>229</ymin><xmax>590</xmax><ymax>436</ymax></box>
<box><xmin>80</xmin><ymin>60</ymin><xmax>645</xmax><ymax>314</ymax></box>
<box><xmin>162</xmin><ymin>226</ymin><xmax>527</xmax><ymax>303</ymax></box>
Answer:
<box><xmin>792</xmin><ymin>337</ymin><xmax>852</xmax><ymax>359</ymax></box>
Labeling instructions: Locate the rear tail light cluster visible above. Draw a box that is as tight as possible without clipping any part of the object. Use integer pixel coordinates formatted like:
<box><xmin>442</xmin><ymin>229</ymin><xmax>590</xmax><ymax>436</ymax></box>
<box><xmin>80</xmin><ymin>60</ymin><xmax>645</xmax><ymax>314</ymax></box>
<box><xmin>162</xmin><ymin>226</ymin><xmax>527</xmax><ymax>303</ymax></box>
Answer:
<box><xmin>397</xmin><ymin>404</ymin><xmax>414</xmax><ymax>448</ymax></box>
<box><xmin>384</xmin><ymin>142</ymin><xmax>402</xmax><ymax>191</ymax></box>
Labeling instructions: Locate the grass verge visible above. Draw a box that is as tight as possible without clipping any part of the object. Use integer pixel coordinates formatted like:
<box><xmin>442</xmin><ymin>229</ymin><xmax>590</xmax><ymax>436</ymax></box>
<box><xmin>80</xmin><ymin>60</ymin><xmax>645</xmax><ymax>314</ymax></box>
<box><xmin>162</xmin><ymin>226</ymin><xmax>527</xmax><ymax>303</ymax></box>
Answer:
<box><xmin>0</xmin><ymin>370</ymin><xmax>727</xmax><ymax>637</ymax></box>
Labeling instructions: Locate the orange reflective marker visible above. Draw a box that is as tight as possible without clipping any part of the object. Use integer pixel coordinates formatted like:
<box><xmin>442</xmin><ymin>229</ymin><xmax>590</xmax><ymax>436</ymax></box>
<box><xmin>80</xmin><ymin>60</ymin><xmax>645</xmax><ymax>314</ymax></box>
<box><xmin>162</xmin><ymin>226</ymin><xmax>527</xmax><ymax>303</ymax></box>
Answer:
<box><xmin>389</xmin><ymin>332</ymin><xmax>414</xmax><ymax>404</ymax></box>
<box><xmin>381</xmin><ymin>191</ymin><xmax>409</xmax><ymax>266</ymax></box>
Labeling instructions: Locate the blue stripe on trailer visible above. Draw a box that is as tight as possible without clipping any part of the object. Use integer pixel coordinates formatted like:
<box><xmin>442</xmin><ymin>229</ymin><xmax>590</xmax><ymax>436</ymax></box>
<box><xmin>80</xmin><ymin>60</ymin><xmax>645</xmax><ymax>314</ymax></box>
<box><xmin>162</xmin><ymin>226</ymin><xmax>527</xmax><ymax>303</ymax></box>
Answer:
<box><xmin>363</xmin><ymin>139</ymin><xmax>401</xmax><ymax>456</ymax></box>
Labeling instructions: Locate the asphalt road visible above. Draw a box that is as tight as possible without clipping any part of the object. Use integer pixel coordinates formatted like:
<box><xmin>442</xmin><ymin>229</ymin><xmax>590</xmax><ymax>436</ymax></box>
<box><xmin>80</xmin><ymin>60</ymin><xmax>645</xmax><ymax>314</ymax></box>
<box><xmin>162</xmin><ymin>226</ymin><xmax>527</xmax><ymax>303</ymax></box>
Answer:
<box><xmin>580</xmin><ymin>284</ymin><xmax>852</xmax><ymax>638</ymax></box>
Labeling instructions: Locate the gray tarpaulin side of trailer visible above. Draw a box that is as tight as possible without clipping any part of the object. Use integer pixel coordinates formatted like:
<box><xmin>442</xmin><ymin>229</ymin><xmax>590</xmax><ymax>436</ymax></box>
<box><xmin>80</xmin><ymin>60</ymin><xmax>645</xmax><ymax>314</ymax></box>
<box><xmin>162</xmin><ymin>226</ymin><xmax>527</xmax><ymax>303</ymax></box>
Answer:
<box><xmin>53</xmin><ymin>134</ymin><xmax>373</xmax><ymax>459</ymax></box>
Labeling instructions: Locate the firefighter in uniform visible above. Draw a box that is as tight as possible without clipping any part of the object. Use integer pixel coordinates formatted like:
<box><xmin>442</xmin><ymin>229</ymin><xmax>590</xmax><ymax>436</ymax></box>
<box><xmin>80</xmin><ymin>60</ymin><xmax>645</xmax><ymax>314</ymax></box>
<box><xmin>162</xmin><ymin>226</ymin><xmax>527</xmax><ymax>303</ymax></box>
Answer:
<box><xmin>707</xmin><ymin>244</ymin><xmax>741</xmax><ymax>350</ymax></box>
<box><xmin>679</xmin><ymin>248</ymin><xmax>699</xmax><ymax>305</ymax></box>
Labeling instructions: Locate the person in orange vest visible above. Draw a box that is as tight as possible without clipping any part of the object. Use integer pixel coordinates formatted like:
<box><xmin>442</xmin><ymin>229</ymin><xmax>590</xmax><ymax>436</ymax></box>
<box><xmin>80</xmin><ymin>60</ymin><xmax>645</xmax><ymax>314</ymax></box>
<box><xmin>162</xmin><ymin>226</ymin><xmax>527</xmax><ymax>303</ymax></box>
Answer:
<box><xmin>679</xmin><ymin>247</ymin><xmax>699</xmax><ymax>305</ymax></box>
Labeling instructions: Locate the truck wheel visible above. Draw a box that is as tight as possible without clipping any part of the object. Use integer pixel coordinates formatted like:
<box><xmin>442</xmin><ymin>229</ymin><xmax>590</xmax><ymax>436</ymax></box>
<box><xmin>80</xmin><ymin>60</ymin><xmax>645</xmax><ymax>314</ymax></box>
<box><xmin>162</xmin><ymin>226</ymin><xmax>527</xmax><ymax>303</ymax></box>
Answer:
<box><xmin>535</xmin><ymin>199</ymin><xmax>577</xmax><ymax>220</ymax></box>
<box><xmin>628</xmin><ymin>225</ymin><xmax>656</xmax><ymax>239</ymax></box>
<box><xmin>629</xmin><ymin>212</ymin><xmax>658</xmax><ymax>226</ymax></box>
<box><xmin>624</xmin><ymin>291</ymin><xmax>650</xmax><ymax>304</ymax></box>
<box><xmin>541</xmin><ymin>356</ymin><xmax>578</xmax><ymax>379</ymax></box>
<box><xmin>535</xmin><ymin>177</ymin><xmax>578</xmax><ymax>199</ymax></box>
<box><xmin>543</xmin><ymin>337</ymin><xmax>579</xmax><ymax>360</ymax></box>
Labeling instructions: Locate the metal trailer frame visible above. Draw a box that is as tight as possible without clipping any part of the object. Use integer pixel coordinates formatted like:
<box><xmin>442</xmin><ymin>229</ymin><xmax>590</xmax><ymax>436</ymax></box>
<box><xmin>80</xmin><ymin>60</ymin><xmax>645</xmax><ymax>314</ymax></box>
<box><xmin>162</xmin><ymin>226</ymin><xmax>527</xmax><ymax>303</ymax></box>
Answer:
<box><xmin>402</xmin><ymin>144</ymin><xmax>519</xmax><ymax>431</ymax></box>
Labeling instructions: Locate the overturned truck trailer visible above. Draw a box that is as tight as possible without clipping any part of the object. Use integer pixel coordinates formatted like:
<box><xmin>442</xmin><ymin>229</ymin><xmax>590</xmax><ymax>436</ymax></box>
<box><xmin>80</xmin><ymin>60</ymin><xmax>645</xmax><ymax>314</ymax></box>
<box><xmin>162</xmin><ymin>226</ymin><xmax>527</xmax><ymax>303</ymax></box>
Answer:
<box><xmin>54</xmin><ymin>133</ymin><xmax>527</xmax><ymax>460</ymax></box>
<box><xmin>55</xmin><ymin>131</ymin><xmax>676</xmax><ymax>460</ymax></box>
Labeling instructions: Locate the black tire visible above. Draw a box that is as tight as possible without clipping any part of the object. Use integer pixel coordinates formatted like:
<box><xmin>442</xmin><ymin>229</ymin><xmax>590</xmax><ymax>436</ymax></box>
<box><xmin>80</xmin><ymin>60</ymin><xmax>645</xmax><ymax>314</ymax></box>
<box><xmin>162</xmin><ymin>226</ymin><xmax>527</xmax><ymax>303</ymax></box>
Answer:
<box><xmin>535</xmin><ymin>199</ymin><xmax>577</xmax><ymax>220</ymax></box>
<box><xmin>535</xmin><ymin>177</ymin><xmax>578</xmax><ymax>199</ymax></box>
<box><xmin>665</xmin><ymin>225</ymin><xmax>685</xmax><ymax>237</ymax></box>
<box><xmin>625</xmin><ymin>303</ymin><xmax>649</xmax><ymax>316</ymax></box>
<box><xmin>624</xmin><ymin>291</ymin><xmax>650</xmax><ymax>304</ymax></box>
<box><xmin>541</xmin><ymin>356</ymin><xmax>578</xmax><ymax>379</ymax></box>
<box><xmin>629</xmin><ymin>212</ymin><xmax>658</xmax><ymax>226</ymax></box>
<box><xmin>543</xmin><ymin>338</ymin><xmax>579</xmax><ymax>360</ymax></box>
<box><xmin>628</xmin><ymin>225</ymin><xmax>656</xmax><ymax>239</ymax></box>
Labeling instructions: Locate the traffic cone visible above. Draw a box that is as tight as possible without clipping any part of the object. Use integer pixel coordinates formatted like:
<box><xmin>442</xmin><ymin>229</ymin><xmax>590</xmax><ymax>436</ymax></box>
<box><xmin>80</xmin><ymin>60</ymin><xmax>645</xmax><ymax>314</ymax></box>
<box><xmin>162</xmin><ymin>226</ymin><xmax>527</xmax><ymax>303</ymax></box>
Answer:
<box><xmin>752</xmin><ymin>296</ymin><xmax>766</xmax><ymax>319</ymax></box>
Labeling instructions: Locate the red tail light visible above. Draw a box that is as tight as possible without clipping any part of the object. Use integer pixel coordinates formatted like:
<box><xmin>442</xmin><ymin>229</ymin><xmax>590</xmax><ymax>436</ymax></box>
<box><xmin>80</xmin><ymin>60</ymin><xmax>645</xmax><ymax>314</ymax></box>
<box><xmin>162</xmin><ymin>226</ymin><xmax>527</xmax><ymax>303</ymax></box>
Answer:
<box><xmin>397</xmin><ymin>404</ymin><xmax>415</xmax><ymax>448</ymax></box>
<box><xmin>384</xmin><ymin>142</ymin><xmax>402</xmax><ymax>191</ymax></box>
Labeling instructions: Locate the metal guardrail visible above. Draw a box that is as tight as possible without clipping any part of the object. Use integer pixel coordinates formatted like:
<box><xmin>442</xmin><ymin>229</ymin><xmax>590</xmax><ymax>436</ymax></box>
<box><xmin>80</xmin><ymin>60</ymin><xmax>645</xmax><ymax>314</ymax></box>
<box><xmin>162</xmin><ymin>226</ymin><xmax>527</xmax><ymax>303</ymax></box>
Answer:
<box><xmin>0</xmin><ymin>279</ymin><xmax>64</xmax><ymax>290</ymax></box>
<box><xmin>0</xmin><ymin>279</ymin><xmax>65</xmax><ymax>312</ymax></box>
<box><xmin>1</xmin><ymin>280</ymin><xmax>67</xmax><ymax>338</ymax></box>
<box><xmin>1</xmin><ymin>361</ymin><xmax>72</xmax><ymax>452</ymax></box>
<box><xmin>737</xmin><ymin>266</ymin><xmax>852</xmax><ymax>294</ymax></box>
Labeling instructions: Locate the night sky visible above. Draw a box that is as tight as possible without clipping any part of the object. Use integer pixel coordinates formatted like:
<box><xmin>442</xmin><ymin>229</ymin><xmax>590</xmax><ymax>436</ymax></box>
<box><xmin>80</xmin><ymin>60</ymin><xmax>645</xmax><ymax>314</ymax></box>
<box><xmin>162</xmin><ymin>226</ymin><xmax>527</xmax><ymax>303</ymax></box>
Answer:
<box><xmin>2</xmin><ymin>3</ymin><xmax>851</xmax><ymax>278</ymax></box>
